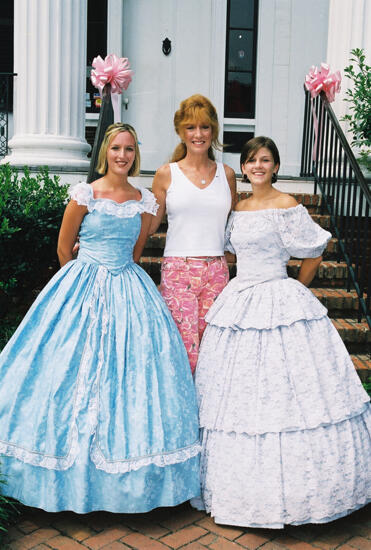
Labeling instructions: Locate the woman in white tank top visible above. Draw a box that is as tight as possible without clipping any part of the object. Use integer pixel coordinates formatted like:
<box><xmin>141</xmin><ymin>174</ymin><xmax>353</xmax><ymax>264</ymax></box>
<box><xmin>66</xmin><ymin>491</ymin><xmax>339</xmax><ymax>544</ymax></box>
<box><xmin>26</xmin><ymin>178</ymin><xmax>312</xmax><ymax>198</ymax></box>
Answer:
<box><xmin>151</xmin><ymin>95</ymin><xmax>236</xmax><ymax>373</ymax></box>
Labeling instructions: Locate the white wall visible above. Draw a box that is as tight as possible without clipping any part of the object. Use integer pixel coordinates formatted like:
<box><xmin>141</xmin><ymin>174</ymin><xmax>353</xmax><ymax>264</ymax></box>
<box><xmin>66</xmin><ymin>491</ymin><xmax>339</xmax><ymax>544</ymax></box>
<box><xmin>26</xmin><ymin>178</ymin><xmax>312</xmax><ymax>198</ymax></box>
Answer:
<box><xmin>253</xmin><ymin>0</ymin><xmax>329</xmax><ymax>176</ymax></box>
<box><xmin>326</xmin><ymin>0</ymin><xmax>371</xmax><ymax>132</ymax></box>
<box><xmin>119</xmin><ymin>0</ymin><xmax>227</xmax><ymax>171</ymax></box>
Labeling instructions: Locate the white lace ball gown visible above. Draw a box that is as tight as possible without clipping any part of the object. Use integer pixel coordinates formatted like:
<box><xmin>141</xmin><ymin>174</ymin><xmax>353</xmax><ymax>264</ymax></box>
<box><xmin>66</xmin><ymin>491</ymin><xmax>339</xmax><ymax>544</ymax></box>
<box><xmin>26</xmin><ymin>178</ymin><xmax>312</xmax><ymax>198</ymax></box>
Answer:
<box><xmin>193</xmin><ymin>204</ymin><xmax>371</xmax><ymax>528</ymax></box>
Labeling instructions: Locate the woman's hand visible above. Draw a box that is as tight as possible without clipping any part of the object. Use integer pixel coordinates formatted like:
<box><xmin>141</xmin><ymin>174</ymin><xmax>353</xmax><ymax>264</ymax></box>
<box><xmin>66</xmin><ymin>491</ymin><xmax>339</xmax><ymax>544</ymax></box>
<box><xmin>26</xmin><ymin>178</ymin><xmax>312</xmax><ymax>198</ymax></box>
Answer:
<box><xmin>57</xmin><ymin>201</ymin><xmax>87</xmax><ymax>267</ymax></box>
<box><xmin>297</xmin><ymin>256</ymin><xmax>322</xmax><ymax>287</ymax></box>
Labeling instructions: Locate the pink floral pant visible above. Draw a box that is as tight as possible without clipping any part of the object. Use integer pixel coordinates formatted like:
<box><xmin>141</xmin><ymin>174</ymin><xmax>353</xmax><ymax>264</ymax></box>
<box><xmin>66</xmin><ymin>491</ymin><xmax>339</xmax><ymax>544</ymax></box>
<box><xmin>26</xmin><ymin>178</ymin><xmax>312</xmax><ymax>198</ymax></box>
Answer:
<box><xmin>160</xmin><ymin>256</ymin><xmax>229</xmax><ymax>373</ymax></box>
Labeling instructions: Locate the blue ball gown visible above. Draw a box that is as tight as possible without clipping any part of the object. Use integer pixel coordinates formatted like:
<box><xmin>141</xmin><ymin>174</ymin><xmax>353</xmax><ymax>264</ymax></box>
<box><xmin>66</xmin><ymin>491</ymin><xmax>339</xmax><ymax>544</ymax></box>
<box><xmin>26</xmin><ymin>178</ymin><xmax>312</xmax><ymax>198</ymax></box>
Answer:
<box><xmin>0</xmin><ymin>182</ymin><xmax>200</xmax><ymax>513</ymax></box>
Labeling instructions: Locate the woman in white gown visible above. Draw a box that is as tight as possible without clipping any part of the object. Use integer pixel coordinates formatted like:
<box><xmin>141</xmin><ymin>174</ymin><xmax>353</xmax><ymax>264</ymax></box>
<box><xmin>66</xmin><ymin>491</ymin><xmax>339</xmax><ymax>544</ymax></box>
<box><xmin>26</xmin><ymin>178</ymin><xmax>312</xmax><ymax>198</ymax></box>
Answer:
<box><xmin>193</xmin><ymin>136</ymin><xmax>371</xmax><ymax>528</ymax></box>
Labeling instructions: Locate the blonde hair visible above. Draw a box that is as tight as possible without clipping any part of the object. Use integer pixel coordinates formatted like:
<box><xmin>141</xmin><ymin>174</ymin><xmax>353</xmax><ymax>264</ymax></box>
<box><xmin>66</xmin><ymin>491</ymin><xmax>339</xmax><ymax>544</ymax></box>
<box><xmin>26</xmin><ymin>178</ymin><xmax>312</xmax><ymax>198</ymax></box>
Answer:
<box><xmin>96</xmin><ymin>123</ymin><xmax>141</xmax><ymax>176</ymax></box>
<box><xmin>171</xmin><ymin>94</ymin><xmax>222</xmax><ymax>162</ymax></box>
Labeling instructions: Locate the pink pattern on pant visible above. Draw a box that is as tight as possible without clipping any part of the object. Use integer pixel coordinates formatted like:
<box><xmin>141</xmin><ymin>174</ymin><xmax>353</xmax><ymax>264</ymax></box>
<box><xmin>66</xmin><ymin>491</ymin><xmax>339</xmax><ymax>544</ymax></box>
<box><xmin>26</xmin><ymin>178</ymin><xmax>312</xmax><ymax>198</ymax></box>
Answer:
<box><xmin>160</xmin><ymin>257</ymin><xmax>229</xmax><ymax>373</ymax></box>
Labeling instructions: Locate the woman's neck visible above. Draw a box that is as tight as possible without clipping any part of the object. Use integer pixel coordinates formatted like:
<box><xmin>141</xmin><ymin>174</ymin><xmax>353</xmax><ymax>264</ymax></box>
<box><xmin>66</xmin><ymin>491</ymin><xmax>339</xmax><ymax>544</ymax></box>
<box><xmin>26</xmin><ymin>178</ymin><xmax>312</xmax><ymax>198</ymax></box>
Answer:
<box><xmin>180</xmin><ymin>151</ymin><xmax>213</xmax><ymax>170</ymax></box>
<box><xmin>250</xmin><ymin>183</ymin><xmax>278</xmax><ymax>202</ymax></box>
<box><xmin>101</xmin><ymin>172</ymin><xmax>130</xmax><ymax>190</ymax></box>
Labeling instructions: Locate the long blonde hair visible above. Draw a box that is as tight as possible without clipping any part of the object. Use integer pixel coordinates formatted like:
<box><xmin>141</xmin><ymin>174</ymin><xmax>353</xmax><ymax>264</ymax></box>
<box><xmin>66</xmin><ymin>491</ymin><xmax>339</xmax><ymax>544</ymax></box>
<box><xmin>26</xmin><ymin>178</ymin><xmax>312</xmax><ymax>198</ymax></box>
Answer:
<box><xmin>96</xmin><ymin>123</ymin><xmax>141</xmax><ymax>176</ymax></box>
<box><xmin>171</xmin><ymin>94</ymin><xmax>223</xmax><ymax>162</ymax></box>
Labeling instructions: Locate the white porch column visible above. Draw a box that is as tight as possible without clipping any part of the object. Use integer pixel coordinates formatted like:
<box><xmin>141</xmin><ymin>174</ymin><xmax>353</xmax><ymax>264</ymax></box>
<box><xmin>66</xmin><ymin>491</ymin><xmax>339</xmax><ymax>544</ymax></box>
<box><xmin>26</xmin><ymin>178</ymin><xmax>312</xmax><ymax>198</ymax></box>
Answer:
<box><xmin>326</xmin><ymin>0</ymin><xmax>371</xmax><ymax>122</ymax></box>
<box><xmin>2</xmin><ymin>0</ymin><xmax>90</xmax><ymax>168</ymax></box>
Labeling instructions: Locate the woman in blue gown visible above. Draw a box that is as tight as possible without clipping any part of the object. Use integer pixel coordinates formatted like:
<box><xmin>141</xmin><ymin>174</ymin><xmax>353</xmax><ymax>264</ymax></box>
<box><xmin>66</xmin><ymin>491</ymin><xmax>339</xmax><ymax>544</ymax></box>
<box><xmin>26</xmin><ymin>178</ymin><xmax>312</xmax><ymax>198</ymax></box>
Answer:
<box><xmin>0</xmin><ymin>123</ymin><xmax>200</xmax><ymax>513</ymax></box>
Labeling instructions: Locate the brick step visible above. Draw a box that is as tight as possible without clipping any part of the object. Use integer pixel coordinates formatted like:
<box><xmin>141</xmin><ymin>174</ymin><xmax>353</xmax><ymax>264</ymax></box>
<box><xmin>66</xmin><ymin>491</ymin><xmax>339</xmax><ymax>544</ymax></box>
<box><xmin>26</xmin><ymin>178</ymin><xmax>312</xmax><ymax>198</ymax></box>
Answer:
<box><xmin>155</xmin><ymin>211</ymin><xmax>331</xmax><ymax>233</ymax></box>
<box><xmin>288</xmin><ymin>260</ymin><xmax>350</xmax><ymax>287</ymax></box>
<box><xmin>144</xmin><ymin>234</ymin><xmax>340</xmax><ymax>260</ymax></box>
<box><xmin>139</xmin><ymin>258</ymin><xmax>352</xmax><ymax>288</ymax></box>
<box><xmin>236</xmin><ymin>191</ymin><xmax>322</xmax><ymax>214</ymax></box>
<box><xmin>311</xmin><ymin>287</ymin><xmax>367</xmax><ymax>318</ymax></box>
<box><xmin>332</xmin><ymin>319</ymin><xmax>371</xmax><ymax>355</ymax></box>
<box><xmin>310</xmin><ymin>213</ymin><xmax>331</xmax><ymax>229</ymax></box>
<box><xmin>351</xmin><ymin>354</ymin><xmax>371</xmax><ymax>383</ymax></box>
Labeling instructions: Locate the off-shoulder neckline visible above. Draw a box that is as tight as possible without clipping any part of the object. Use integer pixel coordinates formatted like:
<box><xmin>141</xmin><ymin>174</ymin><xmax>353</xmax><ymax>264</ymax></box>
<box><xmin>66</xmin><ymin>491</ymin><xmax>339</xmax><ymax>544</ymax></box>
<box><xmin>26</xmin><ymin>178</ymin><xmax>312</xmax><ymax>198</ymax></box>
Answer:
<box><xmin>232</xmin><ymin>204</ymin><xmax>303</xmax><ymax>214</ymax></box>
<box><xmin>80</xmin><ymin>181</ymin><xmax>145</xmax><ymax>206</ymax></box>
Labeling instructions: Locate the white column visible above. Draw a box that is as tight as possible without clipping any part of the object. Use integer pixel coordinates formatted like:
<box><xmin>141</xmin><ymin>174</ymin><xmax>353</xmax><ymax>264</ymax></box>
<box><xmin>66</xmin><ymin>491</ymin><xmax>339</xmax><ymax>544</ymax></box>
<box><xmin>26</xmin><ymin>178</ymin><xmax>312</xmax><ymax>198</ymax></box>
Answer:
<box><xmin>107</xmin><ymin>0</ymin><xmax>124</xmax><ymax>57</ymax></box>
<box><xmin>326</xmin><ymin>0</ymin><xmax>371</xmax><ymax>122</ymax></box>
<box><xmin>2</xmin><ymin>0</ymin><xmax>90</xmax><ymax>168</ymax></box>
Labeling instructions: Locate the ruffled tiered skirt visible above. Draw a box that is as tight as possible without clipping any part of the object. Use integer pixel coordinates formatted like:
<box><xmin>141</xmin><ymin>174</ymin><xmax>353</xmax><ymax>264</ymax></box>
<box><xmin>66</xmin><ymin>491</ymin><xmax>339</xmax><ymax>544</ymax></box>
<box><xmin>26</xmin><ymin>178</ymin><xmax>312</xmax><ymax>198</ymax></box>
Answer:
<box><xmin>0</xmin><ymin>260</ymin><xmax>200</xmax><ymax>513</ymax></box>
<box><xmin>194</xmin><ymin>277</ymin><xmax>371</xmax><ymax>527</ymax></box>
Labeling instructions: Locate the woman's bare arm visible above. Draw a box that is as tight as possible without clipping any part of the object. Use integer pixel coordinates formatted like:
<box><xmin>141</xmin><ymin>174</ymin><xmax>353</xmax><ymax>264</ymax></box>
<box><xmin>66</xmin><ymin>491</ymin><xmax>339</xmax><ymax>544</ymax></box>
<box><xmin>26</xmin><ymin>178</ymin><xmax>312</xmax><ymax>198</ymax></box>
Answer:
<box><xmin>149</xmin><ymin>164</ymin><xmax>171</xmax><ymax>235</ymax></box>
<box><xmin>133</xmin><ymin>212</ymin><xmax>152</xmax><ymax>263</ymax></box>
<box><xmin>224</xmin><ymin>164</ymin><xmax>237</xmax><ymax>210</ymax></box>
<box><xmin>57</xmin><ymin>201</ymin><xmax>87</xmax><ymax>267</ymax></box>
<box><xmin>297</xmin><ymin>256</ymin><xmax>322</xmax><ymax>287</ymax></box>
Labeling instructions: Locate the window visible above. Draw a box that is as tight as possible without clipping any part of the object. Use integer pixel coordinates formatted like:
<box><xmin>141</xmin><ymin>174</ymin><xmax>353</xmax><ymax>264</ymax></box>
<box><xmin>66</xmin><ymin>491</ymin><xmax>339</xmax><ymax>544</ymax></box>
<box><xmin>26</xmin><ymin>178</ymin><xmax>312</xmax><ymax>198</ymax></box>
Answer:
<box><xmin>0</xmin><ymin>0</ymin><xmax>14</xmax><ymax>112</ymax></box>
<box><xmin>224</xmin><ymin>0</ymin><xmax>258</xmax><ymax>119</ymax></box>
<box><xmin>86</xmin><ymin>0</ymin><xmax>107</xmax><ymax>113</ymax></box>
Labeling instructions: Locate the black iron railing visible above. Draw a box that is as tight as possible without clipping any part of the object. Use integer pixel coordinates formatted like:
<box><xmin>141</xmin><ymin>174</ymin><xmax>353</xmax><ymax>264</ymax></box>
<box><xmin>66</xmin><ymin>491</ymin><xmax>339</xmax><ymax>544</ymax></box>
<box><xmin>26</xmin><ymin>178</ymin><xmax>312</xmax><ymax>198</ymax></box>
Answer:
<box><xmin>0</xmin><ymin>73</ymin><xmax>16</xmax><ymax>159</ymax></box>
<box><xmin>301</xmin><ymin>88</ymin><xmax>371</xmax><ymax>327</ymax></box>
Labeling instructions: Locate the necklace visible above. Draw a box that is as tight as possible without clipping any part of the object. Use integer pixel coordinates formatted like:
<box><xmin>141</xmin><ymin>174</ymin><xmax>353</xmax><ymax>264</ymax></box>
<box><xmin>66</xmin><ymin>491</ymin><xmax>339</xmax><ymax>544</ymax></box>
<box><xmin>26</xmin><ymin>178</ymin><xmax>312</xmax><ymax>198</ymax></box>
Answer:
<box><xmin>201</xmin><ymin>179</ymin><xmax>206</xmax><ymax>185</ymax></box>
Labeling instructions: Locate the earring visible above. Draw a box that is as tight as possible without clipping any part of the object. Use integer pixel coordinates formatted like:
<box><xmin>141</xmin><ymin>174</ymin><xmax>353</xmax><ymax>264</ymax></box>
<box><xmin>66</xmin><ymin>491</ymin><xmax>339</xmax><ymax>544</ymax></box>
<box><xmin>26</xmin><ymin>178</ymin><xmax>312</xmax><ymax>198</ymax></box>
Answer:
<box><xmin>272</xmin><ymin>173</ymin><xmax>278</xmax><ymax>183</ymax></box>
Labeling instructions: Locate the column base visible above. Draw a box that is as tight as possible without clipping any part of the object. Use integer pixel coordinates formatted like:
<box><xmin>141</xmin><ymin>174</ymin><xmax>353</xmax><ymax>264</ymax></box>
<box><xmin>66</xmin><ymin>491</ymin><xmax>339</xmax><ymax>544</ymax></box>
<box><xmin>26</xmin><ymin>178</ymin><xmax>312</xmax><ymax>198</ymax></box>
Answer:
<box><xmin>1</xmin><ymin>134</ymin><xmax>91</xmax><ymax>170</ymax></box>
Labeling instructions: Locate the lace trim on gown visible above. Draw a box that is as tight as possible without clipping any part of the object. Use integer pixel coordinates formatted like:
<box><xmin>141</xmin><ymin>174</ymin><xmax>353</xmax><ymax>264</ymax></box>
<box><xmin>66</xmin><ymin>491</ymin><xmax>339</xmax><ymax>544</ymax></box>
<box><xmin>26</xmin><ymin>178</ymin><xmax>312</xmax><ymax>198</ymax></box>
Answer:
<box><xmin>70</xmin><ymin>181</ymin><xmax>159</xmax><ymax>217</ymax></box>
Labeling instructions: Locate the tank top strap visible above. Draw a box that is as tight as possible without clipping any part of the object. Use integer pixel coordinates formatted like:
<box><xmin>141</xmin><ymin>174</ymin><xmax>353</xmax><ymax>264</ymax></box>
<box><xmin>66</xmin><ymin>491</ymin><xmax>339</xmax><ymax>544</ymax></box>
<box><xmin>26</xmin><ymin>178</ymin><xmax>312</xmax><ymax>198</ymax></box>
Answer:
<box><xmin>169</xmin><ymin>162</ymin><xmax>178</xmax><ymax>182</ymax></box>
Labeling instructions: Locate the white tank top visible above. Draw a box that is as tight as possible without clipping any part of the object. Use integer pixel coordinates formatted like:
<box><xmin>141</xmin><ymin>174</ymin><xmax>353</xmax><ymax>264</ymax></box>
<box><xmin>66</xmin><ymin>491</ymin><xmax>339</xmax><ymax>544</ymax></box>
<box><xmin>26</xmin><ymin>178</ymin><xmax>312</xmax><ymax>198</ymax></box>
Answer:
<box><xmin>163</xmin><ymin>162</ymin><xmax>232</xmax><ymax>257</ymax></box>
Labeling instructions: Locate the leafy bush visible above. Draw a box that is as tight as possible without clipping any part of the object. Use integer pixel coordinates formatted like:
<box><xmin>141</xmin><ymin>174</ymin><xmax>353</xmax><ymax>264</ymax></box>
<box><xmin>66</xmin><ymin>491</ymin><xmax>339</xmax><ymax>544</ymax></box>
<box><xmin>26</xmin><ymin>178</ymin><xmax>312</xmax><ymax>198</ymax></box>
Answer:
<box><xmin>0</xmin><ymin>468</ymin><xmax>19</xmax><ymax>539</ymax></box>
<box><xmin>363</xmin><ymin>376</ymin><xmax>371</xmax><ymax>398</ymax></box>
<box><xmin>0</xmin><ymin>165</ymin><xmax>69</xmax><ymax>311</ymax></box>
<box><xmin>342</xmin><ymin>48</ymin><xmax>371</xmax><ymax>171</ymax></box>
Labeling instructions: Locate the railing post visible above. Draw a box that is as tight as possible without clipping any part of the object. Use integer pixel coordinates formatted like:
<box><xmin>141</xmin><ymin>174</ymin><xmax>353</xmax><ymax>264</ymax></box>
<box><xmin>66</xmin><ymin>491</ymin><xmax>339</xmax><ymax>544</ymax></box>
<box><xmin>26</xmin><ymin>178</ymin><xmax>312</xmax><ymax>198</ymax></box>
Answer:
<box><xmin>301</xmin><ymin>88</ymin><xmax>371</xmax><ymax>327</ymax></box>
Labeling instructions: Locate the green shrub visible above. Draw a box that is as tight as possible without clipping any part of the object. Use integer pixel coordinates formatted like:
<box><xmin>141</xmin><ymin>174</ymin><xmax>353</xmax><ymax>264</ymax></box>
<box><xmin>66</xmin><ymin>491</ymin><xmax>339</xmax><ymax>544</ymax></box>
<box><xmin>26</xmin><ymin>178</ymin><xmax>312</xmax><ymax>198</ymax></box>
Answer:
<box><xmin>0</xmin><ymin>468</ymin><xmax>19</xmax><ymax>539</ymax></box>
<box><xmin>0</xmin><ymin>165</ymin><xmax>69</xmax><ymax>311</ymax></box>
<box><xmin>363</xmin><ymin>376</ymin><xmax>371</xmax><ymax>398</ymax></box>
<box><xmin>342</xmin><ymin>48</ymin><xmax>371</xmax><ymax>171</ymax></box>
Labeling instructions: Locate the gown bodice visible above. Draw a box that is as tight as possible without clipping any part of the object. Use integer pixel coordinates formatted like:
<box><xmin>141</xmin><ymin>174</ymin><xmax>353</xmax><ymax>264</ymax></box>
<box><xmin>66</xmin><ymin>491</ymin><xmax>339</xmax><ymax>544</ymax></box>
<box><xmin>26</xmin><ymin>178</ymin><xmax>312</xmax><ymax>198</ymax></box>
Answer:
<box><xmin>73</xmin><ymin>183</ymin><xmax>157</xmax><ymax>274</ymax></box>
<box><xmin>225</xmin><ymin>204</ymin><xmax>331</xmax><ymax>289</ymax></box>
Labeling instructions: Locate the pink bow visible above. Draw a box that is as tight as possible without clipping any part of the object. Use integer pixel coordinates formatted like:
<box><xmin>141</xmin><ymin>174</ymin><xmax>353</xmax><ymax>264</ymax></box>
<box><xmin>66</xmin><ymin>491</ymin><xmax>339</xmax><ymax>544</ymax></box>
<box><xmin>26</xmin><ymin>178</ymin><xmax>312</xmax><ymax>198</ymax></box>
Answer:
<box><xmin>91</xmin><ymin>54</ymin><xmax>133</xmax><ymax>94</ymax></box>
<box><xmin>304</xmin><ymin>63</ymin><xmax>341</xmax><ymax>103</ymax></box>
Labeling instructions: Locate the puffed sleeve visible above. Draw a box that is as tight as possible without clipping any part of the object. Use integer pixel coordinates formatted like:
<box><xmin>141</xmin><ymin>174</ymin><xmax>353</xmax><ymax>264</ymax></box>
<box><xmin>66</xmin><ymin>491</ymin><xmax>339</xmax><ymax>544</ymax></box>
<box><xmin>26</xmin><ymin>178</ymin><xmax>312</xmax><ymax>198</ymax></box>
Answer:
<box><xmin>69</xmin><ymin>182</ymin><xmax>93</xmax><ymax>209</ymax></box>
<box><xmin>138</xmin><ymin>187</ymin><xmax>159</xmax><ymax>215</ymax></box>
<box><xmin>275</xmin><ymin>204</ymin><xmax>331</xmax><ymax>258</ymax></box>
<box><xmin>224</xmin><ymin>212</ymin><xmax>236</xmax><ymax>254</ymax></box>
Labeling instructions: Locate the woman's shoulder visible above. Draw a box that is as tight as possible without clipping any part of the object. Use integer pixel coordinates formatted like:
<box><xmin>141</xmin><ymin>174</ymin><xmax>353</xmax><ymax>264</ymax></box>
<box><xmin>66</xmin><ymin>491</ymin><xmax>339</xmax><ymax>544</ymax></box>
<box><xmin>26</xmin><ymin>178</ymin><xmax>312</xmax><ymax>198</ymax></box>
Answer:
<box><xmin>152</xmin><ymin>163</ymin><xmax>172</xmax><ymax>192</ymax></box>
<box><xmin>155</xmin><ymin>163</ymin><xmax>172</xmax><ymax>177</ymax></box>
<box><xmin>222</xmin><ymin>163</ymin><xmax>236</xmax><ymax>178</ymax></box>
<box><xmin>273</xmin><ymin>192</ymin><xmax>298</xmax><ymax>209</ymax></box>
<box><xmin>234</xmin><ymin>198</ymin><xmax>250</xmax><ymax>211</ymax></box>
<box><xmin>69</xmin><ymin>181</ymin><xmax>93</xmax><ymax>206</ymax></box>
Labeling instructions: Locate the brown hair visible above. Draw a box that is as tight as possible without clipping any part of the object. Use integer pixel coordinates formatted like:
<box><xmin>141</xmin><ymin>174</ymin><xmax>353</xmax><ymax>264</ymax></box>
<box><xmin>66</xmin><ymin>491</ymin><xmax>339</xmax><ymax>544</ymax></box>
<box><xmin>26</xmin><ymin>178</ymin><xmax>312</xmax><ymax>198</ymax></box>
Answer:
<box><xmin>96</xmin><ymin>123</ymin><xmax>141</xmax><ymax>176</ymax></box>
<box><xmin>171</xmin><ymin>94</ymin><xmax>222</xmax><ymax>162</ymax></box>
<box><xmin>240</xmin><ymin>136</ymin><xmax>281</xmax><ymax>168</ymax></box>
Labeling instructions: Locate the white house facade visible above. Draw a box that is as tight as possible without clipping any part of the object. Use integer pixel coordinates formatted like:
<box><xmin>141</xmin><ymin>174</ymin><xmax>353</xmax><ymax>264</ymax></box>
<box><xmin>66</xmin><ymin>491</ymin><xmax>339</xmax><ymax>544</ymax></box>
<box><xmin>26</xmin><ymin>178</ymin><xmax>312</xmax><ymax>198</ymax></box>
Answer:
<box><xmin>1</xmin><ymin>0</ymin><xmax>370</xmax><ymax>183</ymax></box>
